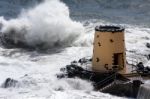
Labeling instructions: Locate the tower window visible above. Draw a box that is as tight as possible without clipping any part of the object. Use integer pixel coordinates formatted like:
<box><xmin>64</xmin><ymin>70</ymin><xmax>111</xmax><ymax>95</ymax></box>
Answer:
<box><xmin>97</xmin><ymin>35</ymin><xmax>99</xmax><ymax>38</ymax></box>
<box><xmin>96</xmin><ymin>58</ymin><xmax>100</xmax><ymax>62</ymax></box>
<box><xmin>110</xmin><ymin>39</ymin><xmax>114</xmax><ymax>43</ymax></box>
<box><xmin>104</xmin><ymin>64</ymin><xmax>109</xmax><ymax>70</ymax></box>
<box><xmin>98</xmin><ymin>42</ymin><xmax>101</xmax><ymax>46</ymax></box>
<box><xmin>113</xmin><ymin>53</ymin><xmax>124</xmax><ymax>69</ymax></box>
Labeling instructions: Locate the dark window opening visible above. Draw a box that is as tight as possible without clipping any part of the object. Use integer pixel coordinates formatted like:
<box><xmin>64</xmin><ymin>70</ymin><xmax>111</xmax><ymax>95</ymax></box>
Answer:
<box><xmin>104</xmin><ymin>64</ymin><xmax>109</xmax><ymax>70</ymax></box>
<box><xmin>96</xmin><ymin>58</ymin><xmax>100</xmax><ymax>62</ymax></box>
<box><xmin>113</xmin><ymin>54</ymin><xmax>119</xmax><ymax>65</ymax></box>
<box><xmin>110</xmin><ymin>39</ymin><xmax>114</xmax><ymax>43</ymax></box>
<box><xmin>98</xmin><ymin>42</ymin><xmax>101</xmax><ymax>46</ymax></box>
<box><xmin>113</xmin><ymin>53</ymin><xmax>124</xmax><ymax>69</ymax></box>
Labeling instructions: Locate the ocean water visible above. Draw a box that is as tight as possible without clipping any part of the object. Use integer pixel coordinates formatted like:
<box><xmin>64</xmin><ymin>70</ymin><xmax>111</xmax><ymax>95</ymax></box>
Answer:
<box><xmin>0</xmin><ymin>0</ymin><xmax>150</xmax><ymax>98</ymax></box>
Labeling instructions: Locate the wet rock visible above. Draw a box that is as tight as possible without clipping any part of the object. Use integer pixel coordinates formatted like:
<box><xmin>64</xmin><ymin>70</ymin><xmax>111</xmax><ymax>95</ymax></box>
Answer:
<box><xmin>146</xmin><ymin>43</ymin><xmax>150</xmax><ymax>48</ymax></box>
<box><xmin>58</xmin><ymin>59</ymin><xmax>144</xmax><ymax>98</ymax></box>
<box><xmin>147</xmin><ymin>54</ymin><xmax>150</xmax><ymax>60</ymax></box>
<box><xmin>2</xmin><ymin>78</ymin><xmax>18</xmax><ymax>88</ymax></box>
<box><xmin>58</xmin><ymin>64</ymin><xmax>129</xmax><ymax>85</ymax></box>
<box><xmin>136</xmin><ymin>62</ymin><xmax>144</xmax><ymax>71</ymax></box>
<box><xmin>78</xmin><ymin>58</ymin><xmax>90</xmax><ymax>64</ymax></box>
<box><xmin>55</xmin><ymin>86</ymin><xmax>64</xmax><ymax>91</ymax></box>
<box><xmin>136</xmin><ymin>62</ymin><xmax>150</xmax><ymax>75</ymax></box>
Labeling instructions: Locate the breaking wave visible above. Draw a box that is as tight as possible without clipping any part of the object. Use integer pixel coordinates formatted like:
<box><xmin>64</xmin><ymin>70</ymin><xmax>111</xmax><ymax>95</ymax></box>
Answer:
<box><xmin>0</xmin><ymin>0</ymin><xmax>84</xmax><ymax>49</ymax></box>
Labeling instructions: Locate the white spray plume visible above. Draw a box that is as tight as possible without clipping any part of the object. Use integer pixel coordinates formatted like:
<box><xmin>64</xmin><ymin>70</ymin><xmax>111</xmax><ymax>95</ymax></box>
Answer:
<box><xmin>0</xmin><ymin>0</ymin><xmax>84</xmax><ymax>48</ymax></box>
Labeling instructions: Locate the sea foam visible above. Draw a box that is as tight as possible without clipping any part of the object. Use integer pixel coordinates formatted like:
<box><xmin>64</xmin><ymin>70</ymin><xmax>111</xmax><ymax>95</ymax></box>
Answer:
<box><xmin>0</xmin><ymin>0</ymin><xmax>84</xmax><ymax>48</ymax></box>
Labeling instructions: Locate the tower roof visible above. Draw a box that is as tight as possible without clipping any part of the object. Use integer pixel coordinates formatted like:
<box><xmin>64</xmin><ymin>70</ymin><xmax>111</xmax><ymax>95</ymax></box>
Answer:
<box><xmin>95</xmin><ymin>25</ymin><xmax>124</xmax><ymax>32</ymax></box>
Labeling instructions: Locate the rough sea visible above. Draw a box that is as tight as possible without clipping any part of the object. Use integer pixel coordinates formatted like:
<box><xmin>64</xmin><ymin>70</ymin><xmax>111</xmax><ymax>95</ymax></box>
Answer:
<box><xmin>0</xmin><ymin>0</ymin><xmax>150</xmax><ymax>98</ymax></box>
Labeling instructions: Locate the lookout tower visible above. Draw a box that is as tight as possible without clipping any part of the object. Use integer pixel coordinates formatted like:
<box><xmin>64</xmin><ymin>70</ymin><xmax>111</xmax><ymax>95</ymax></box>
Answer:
<box><xmin>92</xmin><ymin>26</ymin><xmax>126</xmax><ymax>74</ymax></box>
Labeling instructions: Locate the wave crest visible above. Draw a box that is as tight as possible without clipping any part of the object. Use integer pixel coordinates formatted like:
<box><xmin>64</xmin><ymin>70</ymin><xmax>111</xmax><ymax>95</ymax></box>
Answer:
<box><xmin>0</xmin><ymin>0</ymin><xmax>84</xmax><ymax>49</ymax></box>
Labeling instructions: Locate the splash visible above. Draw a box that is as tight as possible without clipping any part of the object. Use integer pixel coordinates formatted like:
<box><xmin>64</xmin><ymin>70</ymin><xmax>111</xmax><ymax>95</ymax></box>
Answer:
<box><xmin>0</xmin><ymin>0</ymin><xmax>84</xmax><ymax>49</ymax></box>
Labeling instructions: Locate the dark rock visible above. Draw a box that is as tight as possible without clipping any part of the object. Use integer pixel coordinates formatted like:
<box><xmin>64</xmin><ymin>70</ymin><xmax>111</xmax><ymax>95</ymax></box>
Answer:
<box><xmin>58</xmin><ymin>60</ymin><xmax>144</xmax><ymax>98</ymax></box>
<box><xmin>55</xmin><ymin>86</ymin><xmax>64</xmax><ymax>91</ymax></box>
<box><xmin>146</xmin><ymin>43</ymin><xmax>150</xmax><ymax>48</ymax></box>
<box><xmin>89</xmin><ymin>58</ymin><xmax>92</xmax><ymax>61</ymax></box>
<box><xmin>57</xmin><ymin>73</ymin><xmax>67</xmax><ymax>79</ymax></box>
<box><xmin>78</xmin><ymin>57</ymin><xmax>90</xmax><ymax>64</ymax></box>
<box><xmin>135</xmin><ymin>62</ymin><xmax>150</xmax><ymax>76</ymax></box>
<box><xmin>145</xmin><ymin>66</ymin><xmax>150</xmax><ymax>71</ymax></box>
<box><xmin>2</xmin><ymin>78</ymin><xmax>18</xmax><ymax>88</ymax></box>
<box><xmin>58</xmin><ymin>64</ymin><xmax>129</xmax><ymax>88</ymax></box>
<box><xmin>136</xmin><ymin>62</ymin><xmax>144</xmax><ymax>71</ymax></box>
<box><xmin>71</xmin><ymin>61</ymin><xmax>77</xmax><ymax>63</ymax></box>
<box><xmin>147</xmin><ymin>54</ymin><xmax>150</xmax><ymax>60</ymax></box>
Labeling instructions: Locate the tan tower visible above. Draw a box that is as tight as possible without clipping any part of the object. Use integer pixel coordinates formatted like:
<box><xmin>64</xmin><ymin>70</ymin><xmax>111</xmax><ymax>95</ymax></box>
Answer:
<box><xmin>92</xmin><ymin>26</ymin><xmax>126</xmax><ymax>74</ymax></box>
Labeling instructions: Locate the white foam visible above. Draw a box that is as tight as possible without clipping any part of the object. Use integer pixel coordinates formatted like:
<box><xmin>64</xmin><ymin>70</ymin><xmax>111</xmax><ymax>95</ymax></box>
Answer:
<box><xmin>0</xmin><ymin>0</ymin><xmax>84</xmax><ymax>48</ymax></box>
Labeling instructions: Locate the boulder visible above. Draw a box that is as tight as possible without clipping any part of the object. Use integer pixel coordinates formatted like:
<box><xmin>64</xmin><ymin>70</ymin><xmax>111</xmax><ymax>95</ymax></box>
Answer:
<box><xmin>2</xmin><ymin>78</ymin><xmax>18</xmax><ymax>88</ymax></box>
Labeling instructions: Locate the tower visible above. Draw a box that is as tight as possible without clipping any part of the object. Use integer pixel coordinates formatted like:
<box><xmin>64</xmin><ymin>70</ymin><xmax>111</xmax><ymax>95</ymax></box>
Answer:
<box><xmin>92</xmin><ymin>26</ymin><xmax>126</xmax><ymax>74</ymax></box>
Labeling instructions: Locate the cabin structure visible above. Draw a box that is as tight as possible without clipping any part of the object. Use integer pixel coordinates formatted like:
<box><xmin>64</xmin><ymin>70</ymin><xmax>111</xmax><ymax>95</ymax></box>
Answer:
<box><xmin>92</xmin><ymin>26</ymin><xmax>126</xmax><ymax>74</ymax></box>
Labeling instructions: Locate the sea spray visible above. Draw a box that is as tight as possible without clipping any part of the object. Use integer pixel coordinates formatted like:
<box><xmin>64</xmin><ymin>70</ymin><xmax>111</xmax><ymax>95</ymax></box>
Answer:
<box><xmin>0</xmin><ymin>0</ymin><xmax>84</xmax><ymax>49</ymax></box>
<box><xmin>52</xmin><ymin>78</ymin><xmax>93</xmax><ymax>91</ymax></box>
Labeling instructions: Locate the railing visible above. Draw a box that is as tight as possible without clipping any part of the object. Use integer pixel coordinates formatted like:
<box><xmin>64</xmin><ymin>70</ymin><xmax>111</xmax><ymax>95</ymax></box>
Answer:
<box><xmin>99</xmin><ymin>81</ymin><xmax>116</xmax><ymax>92</ymax></box>
<box><xmin>95</xmin><ymin>73</ymin><xmax>117</xmax><ymax>89</ymax></box>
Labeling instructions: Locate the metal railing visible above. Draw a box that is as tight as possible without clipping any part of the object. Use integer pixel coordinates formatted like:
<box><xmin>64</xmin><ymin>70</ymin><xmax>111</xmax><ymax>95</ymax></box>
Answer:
<box><xmin>95</xmin><ymin>73</ymin><xmax>117</xmax><ymax>88</ymax></box>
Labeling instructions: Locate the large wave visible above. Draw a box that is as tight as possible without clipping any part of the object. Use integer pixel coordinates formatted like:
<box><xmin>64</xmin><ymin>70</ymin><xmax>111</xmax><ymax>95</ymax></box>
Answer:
<box><xmin>0</xmin><ymin>0</ymin><xmax>84</xmax><ymax>49</ymax></box>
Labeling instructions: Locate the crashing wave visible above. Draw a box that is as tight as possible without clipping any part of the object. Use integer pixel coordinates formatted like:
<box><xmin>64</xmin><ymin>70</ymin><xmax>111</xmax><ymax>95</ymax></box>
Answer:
<box><xmin>0</xmin><ymin>0</ymin><xmax>84</xmax><ymax>49</ymax></box>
